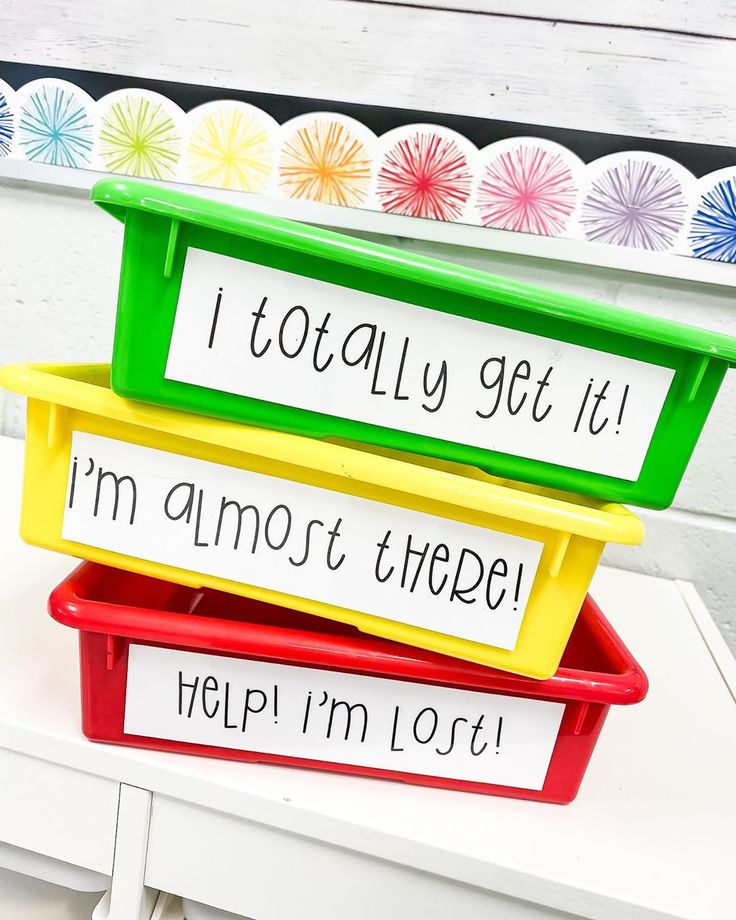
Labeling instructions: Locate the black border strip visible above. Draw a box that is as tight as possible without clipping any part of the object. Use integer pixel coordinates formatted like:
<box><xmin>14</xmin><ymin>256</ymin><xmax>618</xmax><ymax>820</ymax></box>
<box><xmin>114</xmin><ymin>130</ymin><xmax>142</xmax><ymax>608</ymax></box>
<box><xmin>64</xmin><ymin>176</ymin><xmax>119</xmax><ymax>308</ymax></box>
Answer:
<box><xmin>2</xmin><ymin>60</ymin><xmax>735</xmax><ymax>178</ymax></box>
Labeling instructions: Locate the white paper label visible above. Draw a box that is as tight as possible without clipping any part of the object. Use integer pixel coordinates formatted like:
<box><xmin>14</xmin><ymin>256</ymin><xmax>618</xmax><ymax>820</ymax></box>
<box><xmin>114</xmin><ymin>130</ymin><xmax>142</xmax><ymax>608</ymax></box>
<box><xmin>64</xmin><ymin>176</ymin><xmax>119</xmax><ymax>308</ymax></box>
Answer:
<box><xmin>62</xmin><ymin>432</ymin><xmax>544</xmax><ymax>650</ymax></box>
<box><xmin>124</xmin><ymin>644</ymin><xmax>565</xmax><ymax>789</ymax></box>
<box><xmin>164</xmin><ymin>248</ymin><xmax>675</xmax><ymax>481</ymax></box>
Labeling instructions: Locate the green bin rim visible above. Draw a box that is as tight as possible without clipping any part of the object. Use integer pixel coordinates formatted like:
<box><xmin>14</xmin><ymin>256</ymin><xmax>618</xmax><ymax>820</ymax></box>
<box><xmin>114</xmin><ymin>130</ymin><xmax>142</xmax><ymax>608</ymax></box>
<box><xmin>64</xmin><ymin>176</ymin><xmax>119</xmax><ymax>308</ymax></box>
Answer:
<box><xmin>91</xmin><ymin>177</ymin><xmax>736</xmax><ymax>365</ymax></box>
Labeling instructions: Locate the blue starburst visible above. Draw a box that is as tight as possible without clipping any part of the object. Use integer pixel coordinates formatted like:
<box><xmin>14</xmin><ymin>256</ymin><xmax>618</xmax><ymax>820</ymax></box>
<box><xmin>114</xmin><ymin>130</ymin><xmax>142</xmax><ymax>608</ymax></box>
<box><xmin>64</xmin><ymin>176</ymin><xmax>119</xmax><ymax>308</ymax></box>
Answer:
<box><xmin>18</xmin><ymin>85</ymin><xmax>93</xmax><ymax>167</ymax></box>
<box><xmin>0</xmin><ymin>89</ymin><xmax>13</xmax><ymax>156</ymax></box>
<box><xmin>689</xmin><ymin>177</ymin><xmax>736</xmax><ymax>263</ymax></box>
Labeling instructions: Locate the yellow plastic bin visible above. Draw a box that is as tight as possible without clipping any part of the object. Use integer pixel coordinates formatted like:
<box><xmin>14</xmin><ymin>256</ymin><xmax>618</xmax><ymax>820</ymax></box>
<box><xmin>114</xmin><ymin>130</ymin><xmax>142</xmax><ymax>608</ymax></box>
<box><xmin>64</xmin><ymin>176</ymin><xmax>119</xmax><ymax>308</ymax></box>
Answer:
<box><xmin>1</xmin><ymin>363</ymin><xmax>644</xmax><ymax>678</ymax></box>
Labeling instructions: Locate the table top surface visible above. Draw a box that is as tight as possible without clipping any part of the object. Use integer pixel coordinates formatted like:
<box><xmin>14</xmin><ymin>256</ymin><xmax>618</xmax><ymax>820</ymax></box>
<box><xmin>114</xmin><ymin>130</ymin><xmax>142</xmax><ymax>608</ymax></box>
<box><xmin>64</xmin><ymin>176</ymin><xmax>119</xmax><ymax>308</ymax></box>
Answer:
<box><xmin>0</xmin><ymin>434</ymin><xmax>733</xmax><ymax>920</ymax></box>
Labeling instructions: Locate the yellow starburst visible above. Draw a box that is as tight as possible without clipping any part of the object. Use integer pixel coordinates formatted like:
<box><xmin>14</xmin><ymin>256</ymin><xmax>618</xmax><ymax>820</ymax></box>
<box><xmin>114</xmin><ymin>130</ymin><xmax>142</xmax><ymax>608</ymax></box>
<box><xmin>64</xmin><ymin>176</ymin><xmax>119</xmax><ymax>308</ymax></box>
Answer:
<box><xmin>279</xmin><ymin>119</ymin><xmax>371</xmax><ymax>207</ymax></box>
<box><xmin>186</xmin><ymin>107</ymin><xmax>274</xmax><ymax>192</ymax></box>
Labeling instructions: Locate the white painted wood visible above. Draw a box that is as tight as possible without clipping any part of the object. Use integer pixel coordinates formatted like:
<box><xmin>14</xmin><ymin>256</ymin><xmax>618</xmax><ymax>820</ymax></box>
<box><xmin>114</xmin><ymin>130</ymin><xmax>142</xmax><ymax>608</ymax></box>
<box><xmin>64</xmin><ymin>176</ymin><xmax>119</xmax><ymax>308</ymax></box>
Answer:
<box><xmin>363</xmin><ymin>1</ymin><xmax>736</xmax><ymax>39</ymax></box>
<box><xmin>3</xmin><ymin>0</ymin><xmax>736</xmax><ymax>145</ymax></box>
<box><xmin>0</xmin><ymin>747</ymin><xmax>118</xmax><ymax>875</ymax></box>
<box><xmin>0</xmin><ymin>868</ymin><xmax>107</xmax><ymax>920</ymax></box>
<box><xmin>182</xmin><ymin>901</ymin><xmax>246</xmax><ymax>920</ymax></box>
<box><xmin>151</xmin><ymin>893</ymin><xmax>185</xmax><ymax>920</ymax></box>
<box><xmin>146</xmin><ymin>796</ymin><xmax>579</xmax><ymax>920</ymax></box>
<box><xmin>107</xmin><ymin>785</ymin><xmax>158</xmax><ymax>920</ymax></box>
<box><xmin>0</xmin><ymin>841</ymin><xmax>109</xmax><ymax>892</ymax></box>
<box><xmin>676</xmin><ymin>579</ymin><xmax>736</xmax><ymax>701</ymax></box>
<box><xmin>92</xmin><ymin>892</ymin><xmax>112</xmax><ymax>920</ymax></box>
<box><xmin>0</xmin><ymin>435</ymin><xmax>733</xmax><ymax>919</ymax></box>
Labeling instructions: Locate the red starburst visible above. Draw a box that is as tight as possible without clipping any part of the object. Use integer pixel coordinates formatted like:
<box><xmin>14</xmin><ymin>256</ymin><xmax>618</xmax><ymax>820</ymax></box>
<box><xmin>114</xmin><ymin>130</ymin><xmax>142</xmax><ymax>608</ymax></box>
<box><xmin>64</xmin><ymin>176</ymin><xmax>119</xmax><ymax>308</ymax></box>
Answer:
<box><xmin>376</xmin><ymin>132</ymin><xmax>472</xmax><ymax>221</ymax></box>
<box><xmin>477</xmin><ymin>146</ymin><xmax>577</xmax><ymax>236</ymax></box>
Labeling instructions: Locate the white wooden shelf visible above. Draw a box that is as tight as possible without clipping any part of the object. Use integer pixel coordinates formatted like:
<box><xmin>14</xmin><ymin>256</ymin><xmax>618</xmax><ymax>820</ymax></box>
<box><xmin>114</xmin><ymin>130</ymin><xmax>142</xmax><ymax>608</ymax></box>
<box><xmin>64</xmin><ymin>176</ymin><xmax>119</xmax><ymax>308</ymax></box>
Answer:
<box><xmin>0</xmin><ymin>433</ymin><xmax>734</xmax><ymax>920</ymax></box>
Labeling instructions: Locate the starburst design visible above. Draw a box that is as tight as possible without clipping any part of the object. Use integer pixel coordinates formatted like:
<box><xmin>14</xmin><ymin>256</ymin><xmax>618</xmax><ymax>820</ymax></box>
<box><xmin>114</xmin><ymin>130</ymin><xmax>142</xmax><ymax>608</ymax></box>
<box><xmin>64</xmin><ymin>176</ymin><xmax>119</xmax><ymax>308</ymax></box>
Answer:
<box><xmin>376</xmin><ymin>132</ymin><xmax>472</xmax><ymax>221</ymax></box>
<box><xmin>476</xmin><ymin>146</ymin><xmax>577</xmax><ymax>236</ymax></box>
<box><xmin>580</xmin><ymin>159</ymin><xmax>687</xmax><ymax>251</ymax></box>
<box><xmin>0</xmin><ymin>88</ymin><xmax>13</xmax><ymax>157</ymax></box>
<box><xmin>186</xmin><ymin>107</ymin><xmax>274</xmax><ymax>192</ymax></box>
<box><xmin>279</xmin><ymin>119</ymin><xmax>371</xmax><ymax>207</ymax></box>
<box><xmin>98</xmin><ymin>95</ymin><xmax>180</xmax><ymax>179</ymax></box>
<box><xmin>688</xmin><ymin>178</ymin><xmax>736</xmax><ymax>263</ymax></box>
<box><xmin>18</xmin><ymin>85</ymin><xmax>93</xmax><ymax>167</ymax></box>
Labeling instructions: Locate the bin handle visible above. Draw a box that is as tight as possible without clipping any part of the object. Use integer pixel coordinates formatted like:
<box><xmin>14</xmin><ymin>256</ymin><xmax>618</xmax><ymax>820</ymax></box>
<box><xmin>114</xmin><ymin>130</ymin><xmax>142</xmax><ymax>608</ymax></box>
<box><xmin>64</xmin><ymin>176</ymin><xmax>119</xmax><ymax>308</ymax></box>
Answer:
<box><xmin>163</xmin><ymin>219</ymin><xmax>180</xmax><ymax>279</ymax></box>
<box><xmin>686</xmin><ymin>355</ymin><xmax>710</xmax><ymax>402</ymax></box>
<box><xmin>47</xmin><ymin>404</ymin><xmax>66</xmax><ymax>451</ymax></box>
<box><xmin>546</xmin><ymin>532</ymin><xmax>570</xmax><ymax>578</ymax></box>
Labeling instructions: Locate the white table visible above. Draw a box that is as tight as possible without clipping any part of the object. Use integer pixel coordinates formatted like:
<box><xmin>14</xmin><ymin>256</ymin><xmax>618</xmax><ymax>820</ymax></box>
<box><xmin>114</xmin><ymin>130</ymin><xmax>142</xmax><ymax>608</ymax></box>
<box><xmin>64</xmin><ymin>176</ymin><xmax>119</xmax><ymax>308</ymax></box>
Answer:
<box><xmin>0</xmin><ymin>433</ymin><xmax>734</xmax><ymax>920</ymax></box>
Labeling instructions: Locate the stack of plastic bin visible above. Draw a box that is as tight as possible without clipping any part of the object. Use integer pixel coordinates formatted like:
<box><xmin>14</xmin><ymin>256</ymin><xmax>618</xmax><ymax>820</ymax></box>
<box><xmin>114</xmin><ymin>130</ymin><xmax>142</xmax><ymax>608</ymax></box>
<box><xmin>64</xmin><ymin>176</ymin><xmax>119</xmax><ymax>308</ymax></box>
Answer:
<box><xmin>3</xmin><ymin>178</ymin><xmax>735</xmax><ymax>803</ymax></box>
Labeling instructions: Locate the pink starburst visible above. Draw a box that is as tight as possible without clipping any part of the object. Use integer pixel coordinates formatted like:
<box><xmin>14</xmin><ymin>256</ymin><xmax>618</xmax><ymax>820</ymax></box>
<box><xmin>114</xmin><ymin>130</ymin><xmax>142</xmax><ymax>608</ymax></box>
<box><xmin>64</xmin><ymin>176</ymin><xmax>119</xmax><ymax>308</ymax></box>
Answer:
<box><xmin>476</xmin><ymin>146</ymin><xmax>577</xmax><ymax>236</ymax></box>
<box><xmin>376</xmin><ymin>131</ymin><xmax>472</xmax><ymax>221</ymax></box>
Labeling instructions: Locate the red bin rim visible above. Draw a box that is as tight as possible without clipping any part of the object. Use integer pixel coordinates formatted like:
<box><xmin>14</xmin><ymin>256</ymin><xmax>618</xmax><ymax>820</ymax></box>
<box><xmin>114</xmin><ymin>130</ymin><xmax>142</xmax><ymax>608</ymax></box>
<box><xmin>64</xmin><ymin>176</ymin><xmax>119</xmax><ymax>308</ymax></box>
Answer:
<box><xmin>49</xmin><ymin>562</ymin><xmax>648</xmax><ymax>706</ymax></box>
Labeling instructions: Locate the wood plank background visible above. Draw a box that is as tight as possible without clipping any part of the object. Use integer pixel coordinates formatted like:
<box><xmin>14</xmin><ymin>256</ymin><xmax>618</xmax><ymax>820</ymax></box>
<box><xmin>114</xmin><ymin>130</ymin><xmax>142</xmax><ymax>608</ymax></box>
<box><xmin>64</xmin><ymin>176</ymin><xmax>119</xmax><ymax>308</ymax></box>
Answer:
<box><xmin>1</xmin><ymin>0</ymin><xmax>735</xmax><ymax>144</ymax></box>
<box><xmin>366</xmin><ymin>1</ymin><xmax>736</xmax><ymax>40</ymax></box>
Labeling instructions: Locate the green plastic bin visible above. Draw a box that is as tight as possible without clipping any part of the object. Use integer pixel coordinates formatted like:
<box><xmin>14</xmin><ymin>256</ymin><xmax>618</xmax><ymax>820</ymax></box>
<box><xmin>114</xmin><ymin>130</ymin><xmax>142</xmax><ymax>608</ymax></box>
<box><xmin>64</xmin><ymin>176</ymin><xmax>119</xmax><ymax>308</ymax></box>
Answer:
<box><xmin>94</xmin><ymin>178</ymin><xmax>736</xmax><ymax>510</ymax></box>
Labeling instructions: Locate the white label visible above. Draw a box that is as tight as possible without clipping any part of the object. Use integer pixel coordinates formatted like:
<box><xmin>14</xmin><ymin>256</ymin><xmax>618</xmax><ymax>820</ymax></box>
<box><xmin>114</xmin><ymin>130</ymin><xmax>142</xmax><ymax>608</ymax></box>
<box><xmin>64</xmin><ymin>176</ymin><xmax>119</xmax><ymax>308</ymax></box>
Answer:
<box><xmin>124</xmin><ymin>644</ymin><xmax>565</xmax><ymax>789</ymax></box>
<box><xmin>62</xmin><ymin>432</ymin><xmax>544</xmax><ymax>650</ymax></box>
<box><xmin>164</xmin><ymin>249</ymin><xmax>675</xmax><ymax>481</ymax></box>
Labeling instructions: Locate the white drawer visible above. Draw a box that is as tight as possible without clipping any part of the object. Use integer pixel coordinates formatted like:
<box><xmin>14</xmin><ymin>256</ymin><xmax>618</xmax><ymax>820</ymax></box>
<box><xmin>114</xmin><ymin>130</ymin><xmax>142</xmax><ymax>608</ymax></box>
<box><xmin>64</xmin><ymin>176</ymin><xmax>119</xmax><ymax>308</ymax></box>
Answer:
<box><xmin>146</xmin><ymin>795</ymin><xmax>579</xmax><ymax>920</ymax></box>
<box><xmin>0</xmin><ymin>747</ymin><xmax>119</xmax><ymax>874</ymax></box>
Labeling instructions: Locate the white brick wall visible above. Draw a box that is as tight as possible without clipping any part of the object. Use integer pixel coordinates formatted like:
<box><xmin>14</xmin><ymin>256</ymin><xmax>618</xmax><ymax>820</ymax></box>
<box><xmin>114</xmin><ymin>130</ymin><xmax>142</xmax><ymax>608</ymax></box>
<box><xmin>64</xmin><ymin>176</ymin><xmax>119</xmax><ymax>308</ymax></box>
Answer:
<box><xmin>1</xmin><ymin>178</ymin><xmax>734</xmax><ymax>650</ymax></box>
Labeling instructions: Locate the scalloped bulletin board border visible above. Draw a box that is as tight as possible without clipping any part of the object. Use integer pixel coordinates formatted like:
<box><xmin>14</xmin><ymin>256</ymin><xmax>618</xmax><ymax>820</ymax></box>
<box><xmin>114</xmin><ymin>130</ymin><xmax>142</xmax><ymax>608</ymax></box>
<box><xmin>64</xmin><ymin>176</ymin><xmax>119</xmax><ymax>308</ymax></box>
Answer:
<box><xmin>2</xmin><ymin>61</ymin><xmax>736</xmax><ymax>271</ymax></box>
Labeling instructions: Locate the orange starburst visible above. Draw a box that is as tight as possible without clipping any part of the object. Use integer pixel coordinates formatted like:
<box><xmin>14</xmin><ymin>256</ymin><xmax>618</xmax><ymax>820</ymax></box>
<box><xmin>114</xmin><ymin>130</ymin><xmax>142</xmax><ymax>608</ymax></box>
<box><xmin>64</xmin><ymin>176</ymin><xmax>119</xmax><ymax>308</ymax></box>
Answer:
<box><xmin>279</xmin><ymin>119</ymin><xmax>371</xmax><ymax>207</ymax></box>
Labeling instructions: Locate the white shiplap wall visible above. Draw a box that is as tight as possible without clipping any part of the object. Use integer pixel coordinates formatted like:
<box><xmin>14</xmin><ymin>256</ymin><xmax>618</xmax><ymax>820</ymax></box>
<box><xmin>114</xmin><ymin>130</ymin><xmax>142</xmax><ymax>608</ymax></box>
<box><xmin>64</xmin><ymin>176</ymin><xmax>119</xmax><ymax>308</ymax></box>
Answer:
<box><xmin>1</xmin><ymin>0</ymin><xmax>735</xmax><ymax>650</ymax></box>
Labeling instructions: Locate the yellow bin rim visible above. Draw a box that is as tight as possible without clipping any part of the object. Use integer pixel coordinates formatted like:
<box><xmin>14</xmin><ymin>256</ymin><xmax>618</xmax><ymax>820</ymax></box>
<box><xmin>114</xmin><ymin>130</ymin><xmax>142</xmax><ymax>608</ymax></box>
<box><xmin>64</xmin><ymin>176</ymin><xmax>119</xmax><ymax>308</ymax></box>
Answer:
<box><xmin>0</xmin><ymin>362</ymin><xmax>644</xmax><ymax>546</ymax></box>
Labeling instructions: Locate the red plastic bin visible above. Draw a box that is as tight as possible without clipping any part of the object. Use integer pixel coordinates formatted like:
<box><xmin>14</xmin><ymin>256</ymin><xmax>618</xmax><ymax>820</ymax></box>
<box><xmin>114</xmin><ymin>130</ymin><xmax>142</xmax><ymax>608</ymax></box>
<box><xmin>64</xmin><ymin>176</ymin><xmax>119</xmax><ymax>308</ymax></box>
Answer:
<box><xmin>49</xmin><ymin>562</ymin><xmax>648</xmax><ymax>803</ymax></box>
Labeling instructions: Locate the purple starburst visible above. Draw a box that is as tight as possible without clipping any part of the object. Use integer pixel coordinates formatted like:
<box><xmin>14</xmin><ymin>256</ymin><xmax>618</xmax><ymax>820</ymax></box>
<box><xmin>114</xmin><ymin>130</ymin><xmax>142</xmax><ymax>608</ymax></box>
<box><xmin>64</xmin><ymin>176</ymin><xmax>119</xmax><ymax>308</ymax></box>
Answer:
<box><xmin>580</xmin><ymin>159</ymin><xmax>687</xmax><ymax>251</ymax></box>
